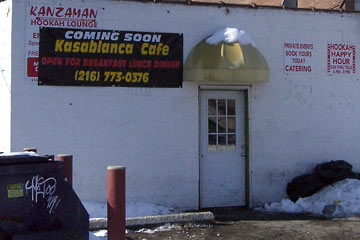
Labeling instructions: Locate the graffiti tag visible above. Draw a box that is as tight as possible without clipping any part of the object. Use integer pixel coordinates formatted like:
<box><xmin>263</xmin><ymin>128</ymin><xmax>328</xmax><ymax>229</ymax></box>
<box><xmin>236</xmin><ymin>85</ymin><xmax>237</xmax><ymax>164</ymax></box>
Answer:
<box><xmin>25</xmin><ymin>175</ymin><xmax>61</xmax><ymax>213</ymax></box>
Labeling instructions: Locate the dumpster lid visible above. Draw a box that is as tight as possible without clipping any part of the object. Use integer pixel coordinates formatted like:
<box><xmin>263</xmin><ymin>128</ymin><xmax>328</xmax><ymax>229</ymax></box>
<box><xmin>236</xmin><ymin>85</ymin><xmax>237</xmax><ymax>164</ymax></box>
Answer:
<box><xmin>0</xmin><ymin>152</ymin><xmax>54</xmax><ymax>165</ymax></box>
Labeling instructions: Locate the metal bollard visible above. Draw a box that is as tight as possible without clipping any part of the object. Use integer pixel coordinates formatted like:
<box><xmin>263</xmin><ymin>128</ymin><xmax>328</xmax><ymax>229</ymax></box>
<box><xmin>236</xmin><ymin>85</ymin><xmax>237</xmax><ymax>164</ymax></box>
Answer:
<box><xmin>107</xmin><ymin>166</ymin><xmax>126</xmax><ymax>240</ymax></box>
<box><xmin>57</xmin><ymin>155</ymin><xmax>73</xmax><ymax>187</ymax></box>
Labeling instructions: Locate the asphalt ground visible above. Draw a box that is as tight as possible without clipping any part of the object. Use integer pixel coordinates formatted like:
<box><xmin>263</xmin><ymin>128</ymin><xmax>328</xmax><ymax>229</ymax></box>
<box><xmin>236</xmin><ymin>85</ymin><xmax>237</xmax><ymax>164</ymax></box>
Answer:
<box><xmin>126</xmin><ymin>207</ymin><xmax>360</xmax><ymax>240</ymax></box>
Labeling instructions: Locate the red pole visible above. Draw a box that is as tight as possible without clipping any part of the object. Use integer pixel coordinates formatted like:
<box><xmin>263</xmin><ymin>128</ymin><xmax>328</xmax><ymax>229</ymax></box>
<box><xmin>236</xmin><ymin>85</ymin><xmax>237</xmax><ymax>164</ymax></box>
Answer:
<box><xmin>107</xmin><ymin>166</ymin><xmax>126</xmax><ymax>240</ymax></box>
<box><xmin>57</xmin><ymin>155</ymin><xmax>73</xmax><ymax>187</ymax></box>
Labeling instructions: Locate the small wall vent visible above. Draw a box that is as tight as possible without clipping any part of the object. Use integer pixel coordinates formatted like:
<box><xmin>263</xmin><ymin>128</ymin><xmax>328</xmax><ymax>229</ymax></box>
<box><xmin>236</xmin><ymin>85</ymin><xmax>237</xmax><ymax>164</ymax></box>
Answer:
<box><xmin>281</xmin><ymin>0</ymin><xmax>298</xmax><ymax>8</ymax></box>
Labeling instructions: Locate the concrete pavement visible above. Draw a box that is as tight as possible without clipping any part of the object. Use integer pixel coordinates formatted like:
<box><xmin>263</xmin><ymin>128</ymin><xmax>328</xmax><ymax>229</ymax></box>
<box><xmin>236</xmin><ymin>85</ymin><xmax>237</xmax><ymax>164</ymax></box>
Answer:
<box><xmin>125</xmin><ymin>207</ymin><xmax>360</xmax><ymax>240</ymax></box>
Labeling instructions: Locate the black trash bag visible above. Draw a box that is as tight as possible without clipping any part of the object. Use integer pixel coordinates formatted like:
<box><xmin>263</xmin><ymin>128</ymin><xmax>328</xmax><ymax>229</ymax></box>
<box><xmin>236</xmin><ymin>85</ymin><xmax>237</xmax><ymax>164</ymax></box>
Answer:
<box><xmin>315</xmin><ymin>160</ymin><xmax>353</xmax><ymax>183</ymax></box>
<box><xmin>286</xmin><ymin>173</ymin><xmax>328</xmax><ymax>202</ymax></box>
<box><xmin>354</xmin><ymin>172</ymin><xmax>360</xmax><ymax>180</ymax></box>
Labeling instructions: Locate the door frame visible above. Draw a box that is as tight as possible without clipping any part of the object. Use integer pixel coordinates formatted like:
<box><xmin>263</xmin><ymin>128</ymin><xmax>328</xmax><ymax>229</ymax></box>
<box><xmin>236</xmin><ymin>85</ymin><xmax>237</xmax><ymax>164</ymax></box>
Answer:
<box><xmin>198</xmin><ymin>85</ymin><xmax>251</xmax><ymax>208</ymax></box>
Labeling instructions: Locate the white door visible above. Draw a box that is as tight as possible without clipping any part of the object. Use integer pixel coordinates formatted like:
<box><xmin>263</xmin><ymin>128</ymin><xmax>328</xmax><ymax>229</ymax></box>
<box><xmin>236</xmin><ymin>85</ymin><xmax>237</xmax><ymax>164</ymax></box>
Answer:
<box><xmin>200</xmin><ymin>90</ymin><xmax>246</xmax><ymax>208</ymax></box>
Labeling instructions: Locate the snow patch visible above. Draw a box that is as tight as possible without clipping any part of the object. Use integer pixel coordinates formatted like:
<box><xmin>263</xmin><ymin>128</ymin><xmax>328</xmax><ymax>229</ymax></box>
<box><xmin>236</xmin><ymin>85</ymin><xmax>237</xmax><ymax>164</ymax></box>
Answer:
<box><xmin>206</xmin><ymin>27</ymin><xmax>254</xmax><ymax>46</ymax></box>
<box><xmin>0</xmin><ymin>152</ymin><xmax>38</xmax><ymax>156</ymax></box>
<box><xmin>90</xmin><ymin>230</ymin><xmax>107</xmax><ymax>239</ymax></box>
<box><xmin>136</xmin><ymin>223</ymin><xmax>182</xmax><ymax>234</ymax></box>
<box><xmin>262</xmin><ymin>179</ymin><xmax>360</xmax><ymax>218</ymax></box>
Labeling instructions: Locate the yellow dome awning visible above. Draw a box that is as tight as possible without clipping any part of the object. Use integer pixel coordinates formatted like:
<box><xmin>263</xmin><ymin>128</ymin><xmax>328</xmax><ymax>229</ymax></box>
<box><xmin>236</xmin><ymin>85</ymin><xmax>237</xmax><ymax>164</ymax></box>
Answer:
<box><xmin>184</xmin><ymin>39</ymin><xmax>269</xmax><ymax>82</ymax></box>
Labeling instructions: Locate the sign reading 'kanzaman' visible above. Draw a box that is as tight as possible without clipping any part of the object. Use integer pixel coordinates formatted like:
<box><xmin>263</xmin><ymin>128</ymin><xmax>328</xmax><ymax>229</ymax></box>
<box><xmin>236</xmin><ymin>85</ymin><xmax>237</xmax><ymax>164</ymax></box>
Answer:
<box><xmin>38</xmin><ymin>27</ymin><xmax>183</xmax><ymax>88</ymax></box>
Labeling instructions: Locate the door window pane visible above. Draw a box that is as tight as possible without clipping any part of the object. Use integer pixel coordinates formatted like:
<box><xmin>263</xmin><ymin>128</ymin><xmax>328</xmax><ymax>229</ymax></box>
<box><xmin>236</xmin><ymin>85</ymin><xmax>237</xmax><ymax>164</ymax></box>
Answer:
<box><xmin>207</xmin><ymin>97</ymin><xmax>237</xmax><ymax>151</ymax></box>
<box><xmin>218</xmin><ymin>99</ymin><xmax>226</xmax><ymax>115</ymax></box>
<box><xmin>228</xmin><ymin>117</ymin><xmax>236</xmax><ymax>133</ymax></box>
<box><xmin>218</xmin><ymin>135</ymin><xmax>226</xmax><ymax>150</ymax></box>
<box><xmin>208</xmin><ymin>99</ymin><xmax>216</xmax><ymax>115</ymax></box>
<box><xmin>208</xmin><ymin>117</ymin><xmax>216</xmax><ymax>133</ymax></box>
<box><xmin>228</xmin><ymin>134</ymin><xmax>236</xmax><ymax>150</ymax></box>
<box><xmin>227</xmin><ymin>99</ymin><xmax>235</xmax><ymax>115</ymax></box>
<box><xmin>218</xmin><ymin>117</ymin><xmax>226</xmax><ymax>133</ymax></box>
<box><xmin>208</xmin><ymin>135</ymin><xmax>216</xmax><ymax>151</ymax></box>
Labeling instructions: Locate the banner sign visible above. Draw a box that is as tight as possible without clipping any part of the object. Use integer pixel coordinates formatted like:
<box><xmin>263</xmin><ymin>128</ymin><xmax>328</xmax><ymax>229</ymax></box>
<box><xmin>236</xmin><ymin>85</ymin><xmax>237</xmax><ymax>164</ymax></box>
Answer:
<box><xmin>327</xmin><ymin>43</ymin><xmax>355</xmax><ymax>75</ymax></box>
<box><xmin>38</xmin><ymin>27</ymin><xmax>183</xmax><ymax>88</ymax></box>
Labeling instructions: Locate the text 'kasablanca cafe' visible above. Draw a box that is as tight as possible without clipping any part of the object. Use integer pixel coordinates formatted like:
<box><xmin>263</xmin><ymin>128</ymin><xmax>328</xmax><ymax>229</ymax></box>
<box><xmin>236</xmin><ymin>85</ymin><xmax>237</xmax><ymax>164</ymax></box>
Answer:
<box><xmin>54</xmin><ymin>30</ymin><xmax>170</xmax><ymax>56</ymax></box>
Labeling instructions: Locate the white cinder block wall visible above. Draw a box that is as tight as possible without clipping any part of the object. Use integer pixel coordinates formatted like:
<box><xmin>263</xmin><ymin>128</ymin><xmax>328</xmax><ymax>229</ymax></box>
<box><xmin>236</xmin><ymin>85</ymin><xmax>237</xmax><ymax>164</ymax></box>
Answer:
<box><xmin>6</xmin><ymin>0</ymin><xmax>360</xmax><ymax>208</ymax></box>
<box><xmin>0</xmin><ymin>0</ymin><xmax>11</xmax><ymax>152</ymax></box>
<box><xmin>355</xmin><ymin>0</ymin><xmax>360</xmax><ymax>10</ymax></box>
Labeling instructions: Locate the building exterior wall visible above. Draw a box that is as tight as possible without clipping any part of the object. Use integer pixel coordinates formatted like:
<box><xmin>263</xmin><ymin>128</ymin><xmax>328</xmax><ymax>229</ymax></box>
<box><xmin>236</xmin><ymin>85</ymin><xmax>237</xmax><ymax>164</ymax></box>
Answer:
<box><xmin>0</xmin><ymin>0</ymin><xmax>11</xmax><ymax>152</ymax></box>
<box><xmin>8</xmin><ymin>0</ymin><xmax>360</xmax><ymax>208</ymax></box>
<box><xmin>355</xmin><ymin>0</ymin><xmax>360</xmax><ymax>10</ymax></box>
